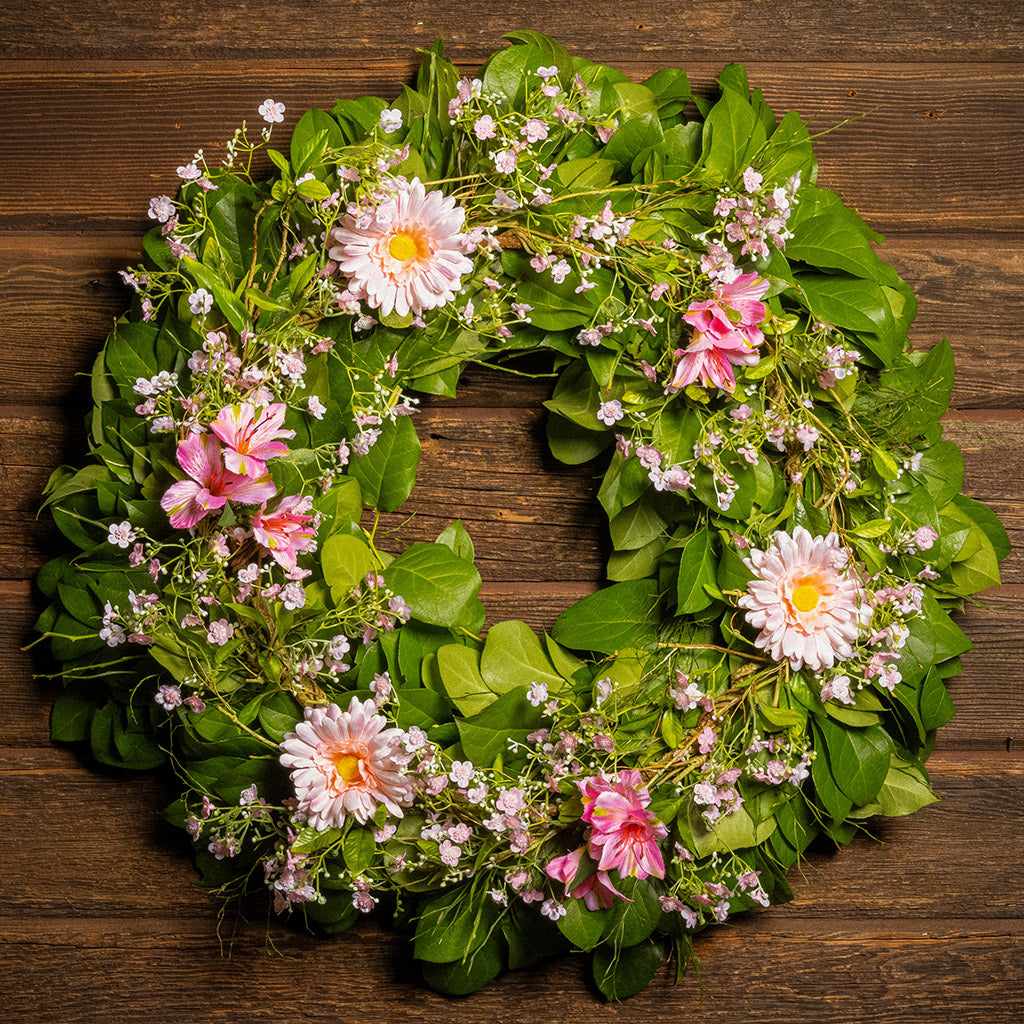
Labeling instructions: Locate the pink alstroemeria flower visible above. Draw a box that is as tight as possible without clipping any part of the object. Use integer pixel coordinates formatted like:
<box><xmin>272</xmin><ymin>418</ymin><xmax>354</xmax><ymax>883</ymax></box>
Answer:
<box><xmin>160</xmin><ymin>434</ymin><xmax>276</xmax><ymax>530</ymax></box>
<box><xmin>252</xmin><ymin>494</ymin><xmax>316</xmax><ymax>571</ymax></box>
<box><xmin>580</xmin><ymin>769</ymin><xmax>667</xmax><ymax>880</ymax></box>
<box><xmin>545</xmin><ymin>847</ymin><xmax>628</xmax><ymax>911</ymax></box>
<box><xmin>210</xmin><ymin>402</ymin><xmax>295</xmax><ymax>478</ymax></box>
<box><xmin>668</xmin><ymin>273</ymin><xmax>770</xmax><ymax>393</ymax></box>
<box><xmin>716</xmin><ymin>272</ymin><xmax>770</xmax><ymax>342</ymax></box>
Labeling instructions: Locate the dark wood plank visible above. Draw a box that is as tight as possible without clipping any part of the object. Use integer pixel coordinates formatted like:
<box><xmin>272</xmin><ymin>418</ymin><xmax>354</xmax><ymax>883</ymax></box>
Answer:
<box><xmin>0</xmin><ymin>65</ymin><xmax>1022</xmax><ymax>234</ymax></box>
<box><xmin>2</xmin><ymin>0</ymin><xmax>1023</xmax><ymax>61</ymax></box>
<box><xmin>1</xmin><ymin>749</ymin><xmax>1020</xmax><ymax>919</ymax></box>
<box><xmin>4</xmin><ymin>407</ymin><xmax>1022</xmax><ymax>584</ymax></box>
<box><xmin>7</xmin><ymin>579</ymin><xmax>1022</xmax><ymax>751</ymax></box>
<box><xmin>0</xmin><ymin>922</ymin><xmax>1020</xmax><ymax>1023</ymax></box>
<box><xmin>3</xmin><ymin>234</ymin><xmax>1021</xmax><ymax>408</ymax></box>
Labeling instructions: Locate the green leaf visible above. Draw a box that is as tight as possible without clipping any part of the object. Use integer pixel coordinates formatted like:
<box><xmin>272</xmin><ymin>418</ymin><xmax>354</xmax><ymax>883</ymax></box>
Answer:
<box><xmin>607</xmin><ymin>538</ymin><xmax>664</xmax><ymax>581</ymax></box>
<box><xmin>343</xmin><ymin>826</ymin><xmax>376</xmax><ymax>875</ymax></box>
<box><xmin>592</xmin><ymin>938</ymin><xmax>665</xmax><ymax>1001</ymax></box>
<box><xmin>420</xmin><ymin>936</ymin><xmax>504</xmax><ymax>996</ymax></box>
<box><xmin>383</xmin><ymin>543</ymin><xmax>483</xmax><ymax>629</ymax></box>
<box><xmin>50</xmin><ymin>684</ymin><xmax>98</xmax><ymax>742</ymax></box>
<box><xmin>547</xmin><ymin>413</ymin><xmax>612</xmax><ymax>465</ymax></box>
<box><xmin>610</xmin><ymin>878</ymin><xmax>663</xmax><ymax>946</ymax></box>
<box><xmin>675</xmin><ymin>528</ymin><xmax>717</xmax><ymax>614</ymax></box>
<box><xmin>456</xmin><ymin>687</ymin><xmax>544</xmax><ymax>768</ymax></box>
<box><xmin>919</xmin><ymin>667</ymin><xmax>956</xmax><ymax>731</ymax></box>
<box><xmin>609</xmin><ymin>499</ymin><xmax>667</xmax><ymax>551</ymax></box>
<box><xmin>951</xmin><ymin>493</ymin><xmax>1010</xmax><ymax>562</ymax></box>
<box><xmin>810</xmin><ymin>721</ymin><xmax>853</xmax><ymax>822</ymax></box>
<box><xmin>786</xmin><ymin>208</ymin><xmax>898</xmax><ymax>285</ymax></box>
<box><xmin>350</xmin><ymin>415</ymin><xmax>421</xmax><ymax>511</ymax></box>
<box><xmin>795</xmin><ymin>273</ymin><xmax>898</xmax><ymax>365</ymax></box>
<box><xmin>314</xmin><ymin>476</ymin><xmax>363</xmax><ymax>536</ymax></box>
<box><xmin>321</xmin><ymin>532</ymin><xmax>376</xmax><ymax>597</ymax></box>
<box><xmin>558</xmin><ymin>897</ymin><xmax>607</xmax><ymax>950</ymax></box>
<box><xmin>817</xmin><ymin>718</ymin><xmax>892</xmax><ymax>806</ymax></box>
<box><xmin>702</xmin><ymin>76</ymin><xmax>761</xmax><ymax>181</ymax></box>
<box><xmin>436</xmin><ymin>643</ymin><xmax>495</xmax><ymax>716</ymax></box>
<box><xmin>290</xmin><ymin>108</ymin><xmax>345</xmax><ymax>173</ymax></box>
<box><xmin>413</xmin><ymin>882</ymin><xmax>504</xmax><ymax>964</ymax></box>
<box><xmin>436</xmin><ymin>520</ymin><xmax>476</xmax><ymax>562</ymax></box>
<box><xmin>481</xmin><ymin>39</ymin><xmax>535</xmax><ymax>104</ymax></box>
<box><xmin>257</xmin><ymin>690</ymin><xmax>301</xmax><ymax>742</ymax></box>
<box><xmin>501</xmin><ymin>30</ymin><xmax>573</xmax><ymax>86</ymax></box>
<box><xmin>874</xmin><ymin>758</ymin><xmax>938</xmax><ymax>817</ymax></box>
<box><xmin>480</xmin><ymin>620</ymin><xmax>566</xmax><ymax>695</ymax></box>
<box><xmin>552</xmin><ymin>580</ymin><xmax>660</xmax><ymax>655</ymax></box>
<box><xmin>690</xmin><ymin>803</ymin><xmax>776</xmax><ymax>856</ymax></box>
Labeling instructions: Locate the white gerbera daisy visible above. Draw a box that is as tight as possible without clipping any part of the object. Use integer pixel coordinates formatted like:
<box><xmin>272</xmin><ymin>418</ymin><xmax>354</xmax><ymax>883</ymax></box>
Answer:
<box><xmin>279</xmin><ymin>697</ymin><xmax>414</xmax><ymax>830</ymax></box>
<box><xmin>328</xmin><ymin>177</ymin><xmax>474</xmax><ymax>317</ymax></box>
<box><xmin>738</xmin><ymin>527</ymin><xmax>866</xmax><ymax>672</ymax></box>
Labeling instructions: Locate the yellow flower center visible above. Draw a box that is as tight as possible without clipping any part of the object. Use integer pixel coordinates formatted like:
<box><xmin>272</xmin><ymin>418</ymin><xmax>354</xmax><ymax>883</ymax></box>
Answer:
<box><xmin>388</xmin><ymin>232</ymin><xmax>419</xmax><ymax>262</ymax></box>
<box><xmin>791</xmin><ymin>583</ymin><xmax>820</xmax><ymax>613</ymax></box>
<box><xmin>333</xmin><ymin>752</ymin><xmax>363</xmax><ymax>784</ymax></box>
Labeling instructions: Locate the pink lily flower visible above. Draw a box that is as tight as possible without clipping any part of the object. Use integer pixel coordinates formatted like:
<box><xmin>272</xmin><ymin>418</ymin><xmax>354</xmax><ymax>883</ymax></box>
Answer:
<box><xmin>545</xmin><ymin>846</ymin><xmax>629</xmax><ymax>911</ymax></box>
<box><xmin>667</xmin><ymin>273</ymin><xmax>770</xmax><ymax>393</ymax></box>
<box><xmin>160</xmin><ymin>434</ymin><xmax>276</xmax><ymax>530</ymax></box>
<box><xmin>580</xmin><ymin>769</ymin><xmax>667</xmax><ymax>880</ymax></box>
<box><xmin>715</xmin><ymin>272</ymin><xmax>770</xmax><ymax>342</ymax></box>
<box><xmin>252</xmin><ymin>494</ymin><xmax>316</xmax><ymax>571</ymax></box>
<box><xmin>210</xmin><ymin>402</ymin><xmax>295</xmax><ymax>478</ymax></box>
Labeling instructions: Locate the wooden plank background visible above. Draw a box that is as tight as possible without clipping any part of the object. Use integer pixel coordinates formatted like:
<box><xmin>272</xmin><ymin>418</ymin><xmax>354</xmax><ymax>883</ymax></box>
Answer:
<box><xmin>1</xmin><ymin>2</ymin><xmax>1021</xmax><ymax>1019</ymax></box>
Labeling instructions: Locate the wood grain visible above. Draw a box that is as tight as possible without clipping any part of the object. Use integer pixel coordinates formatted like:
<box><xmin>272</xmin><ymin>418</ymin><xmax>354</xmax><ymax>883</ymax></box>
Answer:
<box><xmin>3</xmin><ymin>234</ymin><xmax>1022</xmax><ymax>407</ymax></box>
<box><xmin>4</xmin><ymin>405</ymin><xmax>1022</xmax><ymax>583</ymax></box>
<box><xmin>2</xmin><ymin>1</ymin><xmax>1022</xmax><ymax>1017</ymax></box>
<box><xmin>1</xmin><ymin>65</ymin><xmax>1022</xmax><ymax>236</ymax></box>
<box><xmin>3</xmin><ymin>1</ymin><xmax>1023</xmax><ymax>61</ymax></box>
<box><xmin>0</xmin><ymin>923</ymin><xmax>1020</xmax><ymax>1024</ymax></box>
<box><xmin>1</xmin><ymin>748</ymin><xmax>1021</xmax><ymax>917</ymax></box>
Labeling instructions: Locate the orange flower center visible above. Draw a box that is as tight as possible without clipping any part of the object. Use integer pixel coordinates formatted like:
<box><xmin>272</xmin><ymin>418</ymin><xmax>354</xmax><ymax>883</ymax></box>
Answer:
<box><xmin>332</xmin><ymin>752</ymin><xmax>363</xmax><ymax>784</ymax></box>
<box><xmin>791</xmin><ymin>583</ymin><xmax>820</xmax><ymax>612</ymax></box>
<box><xmin>388</xmin><ymin>232</ymin><xmax>420</xmax><ymax>262</ymax></box>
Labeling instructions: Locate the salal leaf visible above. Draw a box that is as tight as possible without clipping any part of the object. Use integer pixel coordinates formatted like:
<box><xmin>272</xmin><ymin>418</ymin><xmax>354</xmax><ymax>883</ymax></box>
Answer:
<box><xmin>383</xmin><ymin>542</ymin><xmax>484</xmax><ymax>629</ymax></box>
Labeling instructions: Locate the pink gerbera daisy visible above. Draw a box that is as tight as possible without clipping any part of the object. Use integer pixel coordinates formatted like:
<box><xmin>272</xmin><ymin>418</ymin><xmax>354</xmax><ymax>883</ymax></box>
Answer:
<box><xmin>279</xmin><ymin>697</ymin><xmax>415</xmax><ymax>830</ymax></box>
<box><xmin>328</xmin><ymin>178</ymin><xmax>474</xmax><ymax>317</ymax></box>
<box><xmin>738</xmin><ymin>526</ymin><xmax>867</xmax><ymax>671</ymax></box>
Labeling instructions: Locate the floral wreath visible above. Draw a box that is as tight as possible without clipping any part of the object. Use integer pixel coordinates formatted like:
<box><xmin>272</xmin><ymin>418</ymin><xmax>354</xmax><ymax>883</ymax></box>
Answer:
<box><xmin>35</xmin><ymin>33</ymin><xmax>1008</xmax><ymax>1000</ymax></box>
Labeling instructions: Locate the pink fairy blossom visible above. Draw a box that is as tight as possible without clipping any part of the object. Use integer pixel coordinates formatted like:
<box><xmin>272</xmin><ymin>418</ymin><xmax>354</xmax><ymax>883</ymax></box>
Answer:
<box><xmin>545</xmin><ymin>846</ymin><xmax>627</xmax><ymax>911</ymax></box>
<box><xmin>279</xmin><ymin>697</ymin><xmax>415</xmax><ymax>829</ymax></box>
<box><xmin>579</xmin><ymin>769</ymin><xmax>667</xmax><ymax>880</ymax></box>
<box><xmin>252</xmin><ymin>494</ymin><xmax>317</xmax><ymax>572</ymax></box>
<box><xmin>473</xmin><ymin>115</ymin><xmax>497</xmax><ymax>140</ymax></box>
<box><xmin>738</xmin><ymin>526</ymin><xmax>867</xmax><ymax>672</ymax></box>
<box><xmin>210</xmin><ymin>402</ymin><xmax>295</xmax><ymax>478</ymax></box>
<box><xmin>160</xmin><ymin>434</ymin><xmax>276</xmax><ymax>530</ymax></box>
<box><xmin>668</xmin><ymin>274</ymin><xmax>769</xmax><ymax>393</ymax></box>
<box><xmin>154</xmin><ymin>684</ymin><xmax>182</xmax><ymax>711</ymax></box>
<box><xmin>328</xmin><ymin>178</ymin><xmax>474</xmax><ymax>317</ymax></box>
<box><xmin>206</xmin><ymin>618</ymin><xmax>234</xmax><ymax>646</ymax></box>
<box><xmin>258</xmin><ymin>99</ymin><xmax>286</xmax><ymax>124</ymax></box>
<box><xmin>107</xmin><ymin>520</ymin><xmax>136</xmax><ymax>548</ymax></box>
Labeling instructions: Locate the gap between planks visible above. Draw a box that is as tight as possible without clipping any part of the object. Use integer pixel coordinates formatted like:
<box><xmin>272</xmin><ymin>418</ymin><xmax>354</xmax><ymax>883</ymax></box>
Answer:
<box><xmin>1</xmin><ymin>915</ymin><xmax>1021</xmax><ymax>942</ymax></box>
